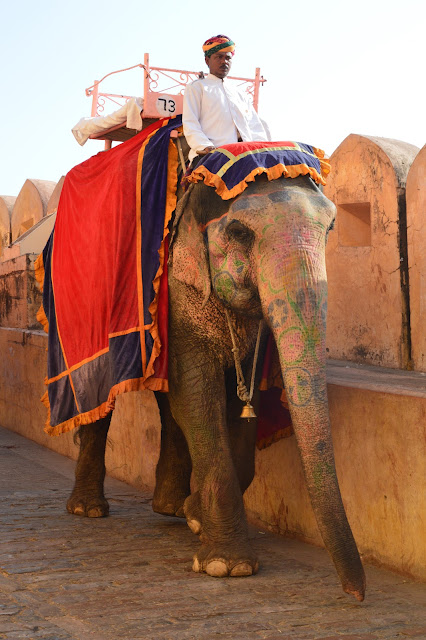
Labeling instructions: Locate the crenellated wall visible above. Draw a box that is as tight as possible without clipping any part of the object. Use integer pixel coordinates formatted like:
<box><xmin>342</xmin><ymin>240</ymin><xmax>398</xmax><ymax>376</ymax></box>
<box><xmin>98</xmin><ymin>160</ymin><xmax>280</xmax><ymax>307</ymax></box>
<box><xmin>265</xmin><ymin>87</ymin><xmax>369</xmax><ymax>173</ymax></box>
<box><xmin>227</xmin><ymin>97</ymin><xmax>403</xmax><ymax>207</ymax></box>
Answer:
<box><xmin>324</xmin><ymin>135</ymin><xmax>419</xmax><ymax>369</ymax></box>
<box><xmin>1</xmin><ymin>177</ymin><xmax>61</xmax><ymax>262</ymax></box>
<box><xmin>11</xmin><ymin>179</ymin><xmax>57</xmax><ymax>243</ymax></box>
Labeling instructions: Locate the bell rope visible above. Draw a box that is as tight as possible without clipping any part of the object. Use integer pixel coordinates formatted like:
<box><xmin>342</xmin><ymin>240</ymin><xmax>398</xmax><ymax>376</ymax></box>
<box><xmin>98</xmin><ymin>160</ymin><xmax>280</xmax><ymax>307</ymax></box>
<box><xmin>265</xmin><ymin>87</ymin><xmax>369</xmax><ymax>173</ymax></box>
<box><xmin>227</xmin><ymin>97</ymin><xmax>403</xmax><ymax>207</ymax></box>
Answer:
<box><xmin>224</xmin><ymin>309</ymin><xmax>264</xmax><ymax>420</ymax></box>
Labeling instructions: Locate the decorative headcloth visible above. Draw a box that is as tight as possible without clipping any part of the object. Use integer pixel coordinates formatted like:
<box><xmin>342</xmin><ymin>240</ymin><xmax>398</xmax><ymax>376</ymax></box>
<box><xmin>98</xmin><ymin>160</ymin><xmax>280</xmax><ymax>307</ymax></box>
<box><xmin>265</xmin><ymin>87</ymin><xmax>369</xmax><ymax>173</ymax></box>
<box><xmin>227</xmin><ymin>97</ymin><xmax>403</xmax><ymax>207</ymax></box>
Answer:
<box><xmin>184</xmin><ymin>141</ymin><xmax>331</xmax><ymax>200</ymax></box>
<box><xmin>202</xmin><ymin>35</ymin><xmax>235</xmax><ymax>57</ymax></box>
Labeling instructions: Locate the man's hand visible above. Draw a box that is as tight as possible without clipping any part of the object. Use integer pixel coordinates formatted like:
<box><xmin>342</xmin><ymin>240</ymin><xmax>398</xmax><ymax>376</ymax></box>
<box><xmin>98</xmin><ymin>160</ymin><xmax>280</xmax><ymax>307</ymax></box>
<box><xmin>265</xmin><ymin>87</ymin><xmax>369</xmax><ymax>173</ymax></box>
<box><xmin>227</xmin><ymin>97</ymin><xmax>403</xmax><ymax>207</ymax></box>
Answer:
<box><xmin>197</xmin><ymin>146</ymin><xmax>215</xmax><ymax>156</ymax></box>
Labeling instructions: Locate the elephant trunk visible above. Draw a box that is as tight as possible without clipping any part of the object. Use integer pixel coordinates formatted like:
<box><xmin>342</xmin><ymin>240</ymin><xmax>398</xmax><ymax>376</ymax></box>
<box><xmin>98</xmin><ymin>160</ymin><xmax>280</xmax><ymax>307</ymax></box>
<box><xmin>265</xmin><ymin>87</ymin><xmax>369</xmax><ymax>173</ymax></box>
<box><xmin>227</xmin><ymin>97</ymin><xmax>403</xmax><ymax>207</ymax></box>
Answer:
<box><xmin>259</xmin><ymin>273</ymin><xmax>366</xmax><ymax>601</ymax></box>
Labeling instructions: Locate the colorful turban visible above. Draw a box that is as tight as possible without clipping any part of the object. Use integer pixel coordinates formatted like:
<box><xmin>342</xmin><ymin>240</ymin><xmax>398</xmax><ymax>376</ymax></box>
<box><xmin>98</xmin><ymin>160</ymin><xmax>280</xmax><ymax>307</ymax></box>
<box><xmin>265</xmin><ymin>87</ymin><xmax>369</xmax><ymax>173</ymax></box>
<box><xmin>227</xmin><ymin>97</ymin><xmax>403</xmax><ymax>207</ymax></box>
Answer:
<box><xmin>202</xmin><ymin>35</ymin><xmax>235</xmax><ymax>57</ymax></box>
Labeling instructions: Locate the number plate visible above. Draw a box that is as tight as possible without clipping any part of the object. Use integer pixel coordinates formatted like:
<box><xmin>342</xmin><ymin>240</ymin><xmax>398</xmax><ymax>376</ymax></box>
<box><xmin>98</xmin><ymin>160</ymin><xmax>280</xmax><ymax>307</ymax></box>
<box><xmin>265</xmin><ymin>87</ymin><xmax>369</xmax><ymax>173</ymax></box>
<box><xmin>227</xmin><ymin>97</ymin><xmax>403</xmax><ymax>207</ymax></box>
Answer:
<box><xmin>155</xmin><ymin>95</ymin><xmax>177</xmax><ymax>116</ymax></box>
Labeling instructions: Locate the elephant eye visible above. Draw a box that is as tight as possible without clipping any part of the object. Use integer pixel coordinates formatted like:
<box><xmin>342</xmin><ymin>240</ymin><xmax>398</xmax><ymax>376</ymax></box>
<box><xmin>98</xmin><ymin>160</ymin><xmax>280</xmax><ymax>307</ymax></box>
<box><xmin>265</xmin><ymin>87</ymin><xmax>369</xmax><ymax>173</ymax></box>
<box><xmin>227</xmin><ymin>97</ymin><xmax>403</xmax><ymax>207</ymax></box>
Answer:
<box><xmin>226</xmin><ymin>220</ymin><xmax>254</xmax><ymax>245</ymax></box>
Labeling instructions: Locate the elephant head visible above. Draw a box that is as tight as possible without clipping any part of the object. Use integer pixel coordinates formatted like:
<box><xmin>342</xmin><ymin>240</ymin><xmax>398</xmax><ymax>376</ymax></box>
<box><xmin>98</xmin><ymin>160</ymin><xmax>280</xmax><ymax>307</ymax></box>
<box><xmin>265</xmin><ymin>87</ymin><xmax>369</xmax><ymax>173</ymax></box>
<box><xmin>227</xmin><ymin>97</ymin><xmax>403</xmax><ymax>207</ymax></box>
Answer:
<box><xmin>169</xmin><ymin>174</ymin><xmax>365</xmax><ymax>601</ymax></box>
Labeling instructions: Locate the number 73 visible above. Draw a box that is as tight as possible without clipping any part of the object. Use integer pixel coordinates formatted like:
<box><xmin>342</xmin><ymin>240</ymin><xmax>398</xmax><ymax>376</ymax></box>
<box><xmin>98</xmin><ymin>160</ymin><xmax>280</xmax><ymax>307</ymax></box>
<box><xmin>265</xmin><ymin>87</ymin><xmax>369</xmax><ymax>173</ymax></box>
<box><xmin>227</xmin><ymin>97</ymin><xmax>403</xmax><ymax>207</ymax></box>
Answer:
<box><xmin>158</xmin><ymin>98</ymin><xmax>176</xmax><ymax>113</ymax></box>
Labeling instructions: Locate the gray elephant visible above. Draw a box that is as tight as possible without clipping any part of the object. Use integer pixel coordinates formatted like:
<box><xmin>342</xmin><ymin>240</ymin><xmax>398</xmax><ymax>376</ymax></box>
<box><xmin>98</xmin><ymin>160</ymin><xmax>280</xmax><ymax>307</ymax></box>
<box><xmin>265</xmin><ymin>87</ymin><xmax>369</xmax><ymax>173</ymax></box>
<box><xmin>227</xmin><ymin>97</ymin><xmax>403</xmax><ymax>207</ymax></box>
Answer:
<box><xmin>66</xmin><ymin>172</ymin><xmax>365</xmax><ymax>601</ymax></box>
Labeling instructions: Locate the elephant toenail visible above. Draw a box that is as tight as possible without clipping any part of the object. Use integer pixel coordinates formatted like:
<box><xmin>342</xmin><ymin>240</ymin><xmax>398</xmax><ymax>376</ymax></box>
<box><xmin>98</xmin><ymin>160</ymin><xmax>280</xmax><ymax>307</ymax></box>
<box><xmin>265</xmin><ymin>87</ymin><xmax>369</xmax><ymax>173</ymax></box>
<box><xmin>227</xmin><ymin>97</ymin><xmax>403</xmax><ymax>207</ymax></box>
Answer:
<box><xmin>187</xmin><ymin>519</ymin><xmax>201</xmax><ymax>535</ymax></box>
<box><xmin>87</xmin><ymin>507</ymin><xmax>105</xmax><ymax>518</ymax></box>
<box><xmin>206</xmin><ymin>560</ymin><xmax>228</xmax><ymax>577</ymax></box>
<box><xmin>192</xmin><ymin>556</ymin><xmax>201</xmax><ymax>572</ymax></box>
<box><xmin>230</xmin><ymin>562</ymin><xmax>253</xmax><ymax>577</ymax></box>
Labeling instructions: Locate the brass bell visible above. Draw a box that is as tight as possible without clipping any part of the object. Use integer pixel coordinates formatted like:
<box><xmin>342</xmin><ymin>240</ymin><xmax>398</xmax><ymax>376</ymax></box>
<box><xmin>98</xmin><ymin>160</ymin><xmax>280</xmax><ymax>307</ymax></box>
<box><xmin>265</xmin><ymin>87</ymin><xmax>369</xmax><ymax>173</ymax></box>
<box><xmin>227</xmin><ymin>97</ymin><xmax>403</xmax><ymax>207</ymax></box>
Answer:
<box><xmin>240</xmin><ymin>402</ymin><xmax>256</xmax><ymax>420</ymax></box>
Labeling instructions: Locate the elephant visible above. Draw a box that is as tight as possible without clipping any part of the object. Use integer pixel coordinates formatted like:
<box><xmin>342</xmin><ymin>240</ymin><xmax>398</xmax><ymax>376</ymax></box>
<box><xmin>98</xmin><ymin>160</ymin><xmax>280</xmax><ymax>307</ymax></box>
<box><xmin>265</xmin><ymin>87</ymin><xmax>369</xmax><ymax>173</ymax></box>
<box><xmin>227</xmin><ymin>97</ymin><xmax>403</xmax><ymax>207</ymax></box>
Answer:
<box><xmin>66</xmin><ymin>173</ymin><xmax>366</xmax><ymax>602</ymax></box>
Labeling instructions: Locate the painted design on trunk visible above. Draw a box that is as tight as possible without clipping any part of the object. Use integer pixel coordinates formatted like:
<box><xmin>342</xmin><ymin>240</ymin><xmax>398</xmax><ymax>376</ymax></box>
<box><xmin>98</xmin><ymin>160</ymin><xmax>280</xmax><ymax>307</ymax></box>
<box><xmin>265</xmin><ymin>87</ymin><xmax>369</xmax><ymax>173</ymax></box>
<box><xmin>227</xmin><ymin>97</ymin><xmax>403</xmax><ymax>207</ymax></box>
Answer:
<box><xmin>283</xmin><ymin>367</ymin><xmax>314</xmax><ymax>407</ymax></box>
<box><xmin>313</xmin><ymin>459</ymin><xmax>337</xmax><ymax>491</ymax></box>
<box><xmin>267</xmin><ymin>299</ymin><xmax>289</xmax><ymax>329</ymax></box>
<box><xmin>266</xmin><ymin>288</ymin><xmax>327</xmax><ymax>370</ymax></box>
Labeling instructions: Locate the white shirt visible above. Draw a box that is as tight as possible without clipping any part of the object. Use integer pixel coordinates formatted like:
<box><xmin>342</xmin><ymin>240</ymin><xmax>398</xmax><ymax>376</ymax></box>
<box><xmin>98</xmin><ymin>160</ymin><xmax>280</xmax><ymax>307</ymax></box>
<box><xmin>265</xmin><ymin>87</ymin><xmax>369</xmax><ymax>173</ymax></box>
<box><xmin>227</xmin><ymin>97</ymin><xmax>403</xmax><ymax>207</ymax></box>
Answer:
<box><xmin>183</xmin><ymin>73</ymin><xmax>271</xmax><ymax>162</ymax></box>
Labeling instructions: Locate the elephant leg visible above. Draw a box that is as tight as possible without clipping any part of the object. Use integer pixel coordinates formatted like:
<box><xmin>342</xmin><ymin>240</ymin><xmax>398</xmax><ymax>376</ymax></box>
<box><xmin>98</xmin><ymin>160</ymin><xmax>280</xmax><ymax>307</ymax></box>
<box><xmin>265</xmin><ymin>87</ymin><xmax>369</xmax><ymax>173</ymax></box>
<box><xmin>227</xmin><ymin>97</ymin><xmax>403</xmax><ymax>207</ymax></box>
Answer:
<box><xmin>66</xmin><ymin>415</ymin><xmax>111</xmax><ymax>518</ymax></box>
<box><xmin>183</xmin><ymin>366</ymin><xmax>258</xmax><ymax>537</ymax></box>
<box><xmin>152</xmin><ymin>392</ymin><xmax>192</xmax><ymax>518</ymax></box>
<box><xmin>169</xmin><ymin>351</ymin><xmax>258</xmax><ymax>578</ymax></box>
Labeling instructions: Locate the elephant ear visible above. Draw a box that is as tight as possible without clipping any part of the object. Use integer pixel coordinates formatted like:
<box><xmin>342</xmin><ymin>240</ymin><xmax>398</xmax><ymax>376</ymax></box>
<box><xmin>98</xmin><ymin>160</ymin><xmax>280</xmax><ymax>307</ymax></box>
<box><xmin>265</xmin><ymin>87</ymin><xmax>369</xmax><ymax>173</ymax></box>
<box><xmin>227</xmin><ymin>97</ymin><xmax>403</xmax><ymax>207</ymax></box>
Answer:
<box><xmin>169</xmin><ymin>185</ymin><xmax>211</xmax><ymax>304</ymax></box>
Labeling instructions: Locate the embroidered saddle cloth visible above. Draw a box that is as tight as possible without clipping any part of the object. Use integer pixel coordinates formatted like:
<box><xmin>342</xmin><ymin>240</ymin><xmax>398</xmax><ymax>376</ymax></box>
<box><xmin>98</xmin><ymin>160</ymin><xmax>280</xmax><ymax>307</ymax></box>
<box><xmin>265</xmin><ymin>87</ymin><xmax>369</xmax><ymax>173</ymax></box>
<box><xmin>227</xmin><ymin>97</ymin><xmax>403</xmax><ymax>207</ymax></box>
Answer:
<box><xmin>185</xmin><ymin>140</ymin><xmax>330</xmax><ymax>199</ymax></box>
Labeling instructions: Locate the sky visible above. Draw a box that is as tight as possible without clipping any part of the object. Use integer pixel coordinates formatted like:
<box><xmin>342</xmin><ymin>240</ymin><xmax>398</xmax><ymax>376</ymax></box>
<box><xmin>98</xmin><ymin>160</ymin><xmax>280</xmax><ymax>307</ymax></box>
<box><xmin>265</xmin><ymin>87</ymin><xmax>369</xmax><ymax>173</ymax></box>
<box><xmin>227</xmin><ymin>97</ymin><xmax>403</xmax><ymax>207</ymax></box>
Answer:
<box><xmin>1</xmin><ymin>0</ymin><xmax>424</xmax><ymax>197</ymax></box>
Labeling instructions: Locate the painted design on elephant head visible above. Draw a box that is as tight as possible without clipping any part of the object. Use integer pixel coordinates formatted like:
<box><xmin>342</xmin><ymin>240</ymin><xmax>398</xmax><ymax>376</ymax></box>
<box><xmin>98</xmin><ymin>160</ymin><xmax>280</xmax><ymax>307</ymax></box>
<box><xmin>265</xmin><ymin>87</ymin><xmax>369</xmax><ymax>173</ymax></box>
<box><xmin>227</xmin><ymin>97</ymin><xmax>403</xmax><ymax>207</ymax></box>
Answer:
<box><xmin>208</xmin><ymin>216</ymin><xmax>257</xmax><ymax>308</ymax></box>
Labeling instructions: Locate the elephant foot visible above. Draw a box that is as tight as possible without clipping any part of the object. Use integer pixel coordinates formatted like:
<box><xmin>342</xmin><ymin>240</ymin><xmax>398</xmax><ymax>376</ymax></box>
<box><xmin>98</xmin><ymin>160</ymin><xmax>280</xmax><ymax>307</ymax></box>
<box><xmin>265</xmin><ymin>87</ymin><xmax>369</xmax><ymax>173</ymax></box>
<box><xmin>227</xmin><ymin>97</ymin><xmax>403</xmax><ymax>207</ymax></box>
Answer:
<box><xmin>183</xmin><ymin>492</ymin><xmax>203</xmax><ymax>535</ymax></box>
<box><xmin>66</xmin><ymin>489</ymin><xmax>109</xmax><ymax>518</ymax></box>
<box><xmin>153</xmin><ymin>458</ymin><xmax>190</xmax><ymax>519</ymax></box>
<box><xmin>152</xmin><ymin>486</ymin><xmax>186</xmax><ymax>518</ymax></box>
<box><xmin>192</xmin><ymin>542</ymin><xmax>259</xmax><ymax>577</ymax></box>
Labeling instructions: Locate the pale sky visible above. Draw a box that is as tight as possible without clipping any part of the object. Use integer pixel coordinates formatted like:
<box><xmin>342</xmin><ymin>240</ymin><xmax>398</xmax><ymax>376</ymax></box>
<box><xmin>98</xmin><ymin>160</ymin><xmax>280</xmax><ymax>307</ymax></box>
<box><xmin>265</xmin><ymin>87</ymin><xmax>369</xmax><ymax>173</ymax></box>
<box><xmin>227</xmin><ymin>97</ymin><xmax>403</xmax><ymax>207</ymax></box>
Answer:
<box><xmin>1</xmin><ymin>0</ymin><xmax>424</xmax><ymax>197</ymax></box>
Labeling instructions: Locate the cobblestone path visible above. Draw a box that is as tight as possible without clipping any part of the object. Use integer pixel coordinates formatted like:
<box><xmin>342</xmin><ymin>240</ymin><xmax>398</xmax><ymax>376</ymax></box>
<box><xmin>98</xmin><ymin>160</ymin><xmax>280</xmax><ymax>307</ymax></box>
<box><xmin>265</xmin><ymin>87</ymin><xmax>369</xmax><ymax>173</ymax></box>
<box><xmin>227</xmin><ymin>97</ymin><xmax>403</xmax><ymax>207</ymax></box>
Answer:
<box><xmin>0</xmin><ymin>427</ymin><xmax>425</xmax><ymax>640</ymax></box>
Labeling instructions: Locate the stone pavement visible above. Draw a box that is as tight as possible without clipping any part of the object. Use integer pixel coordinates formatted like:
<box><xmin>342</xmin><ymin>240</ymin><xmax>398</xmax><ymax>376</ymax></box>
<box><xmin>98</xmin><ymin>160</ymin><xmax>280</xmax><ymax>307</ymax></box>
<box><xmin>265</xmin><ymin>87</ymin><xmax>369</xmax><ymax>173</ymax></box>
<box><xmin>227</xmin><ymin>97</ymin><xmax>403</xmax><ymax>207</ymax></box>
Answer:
<box><xmin>0</xmin><ymin>426</ymin><xmax>425</xmax><ymax>640</ymax></box>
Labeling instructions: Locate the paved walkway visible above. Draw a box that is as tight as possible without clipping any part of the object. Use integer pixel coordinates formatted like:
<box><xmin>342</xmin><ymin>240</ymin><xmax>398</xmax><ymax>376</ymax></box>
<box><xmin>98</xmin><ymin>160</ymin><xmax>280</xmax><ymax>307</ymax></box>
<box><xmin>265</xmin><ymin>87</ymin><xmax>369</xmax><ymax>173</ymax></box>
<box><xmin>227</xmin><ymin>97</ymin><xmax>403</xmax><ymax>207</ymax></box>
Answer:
<box><xmin>0</xmin><ymin>426</ymin><xmax>425</xmax><ymax>640</ymax></box>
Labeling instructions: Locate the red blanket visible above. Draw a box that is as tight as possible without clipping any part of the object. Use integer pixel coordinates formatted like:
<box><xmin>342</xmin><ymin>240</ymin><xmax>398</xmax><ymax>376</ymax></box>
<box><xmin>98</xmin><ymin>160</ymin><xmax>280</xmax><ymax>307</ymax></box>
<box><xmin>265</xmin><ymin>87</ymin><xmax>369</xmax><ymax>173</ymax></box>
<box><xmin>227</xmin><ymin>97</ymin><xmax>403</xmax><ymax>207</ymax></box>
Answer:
<box><xmin>36</xmin><ymin>116</ymin><xmax>181</xmax><ymax>435</ymax></box>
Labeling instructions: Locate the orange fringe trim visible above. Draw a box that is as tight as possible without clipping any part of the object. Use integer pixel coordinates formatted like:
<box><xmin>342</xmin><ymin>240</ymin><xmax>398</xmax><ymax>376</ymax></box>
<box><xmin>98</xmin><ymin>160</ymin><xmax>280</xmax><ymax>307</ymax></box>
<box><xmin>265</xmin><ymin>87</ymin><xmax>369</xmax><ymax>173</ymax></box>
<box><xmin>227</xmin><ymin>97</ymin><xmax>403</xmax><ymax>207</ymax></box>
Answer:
<box><xmin>43</xmin><ymin>375</ymin><xmax>168</xmax><ymax>436</ymax></box>
<box><xmin>312</xmin><ymin>146</ymin><xmax>331</xmax><ymax>180</ymax></box>
<box><xmin>34</xmin><ymin>252</ymin><xmax>49</xmax><ymax>333</ymax></box>
<box><xmin>142</xmin><ymin>138</ymin><xmax>178</xmax><ymax>387</ymax></box>
<box><xmin>36</xmin><ymin>306</ymin><xmax>49</xmax><ymax>334</ymax></box>
<box><xmin>188</xmin><ymin>162</ymin><xmax>328</xmax><ymax>201</ymax></box>
<box><xmin>34</xmin><ymin>252</ymin><xmax>45</xmax><ymax>292</ymax></box>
